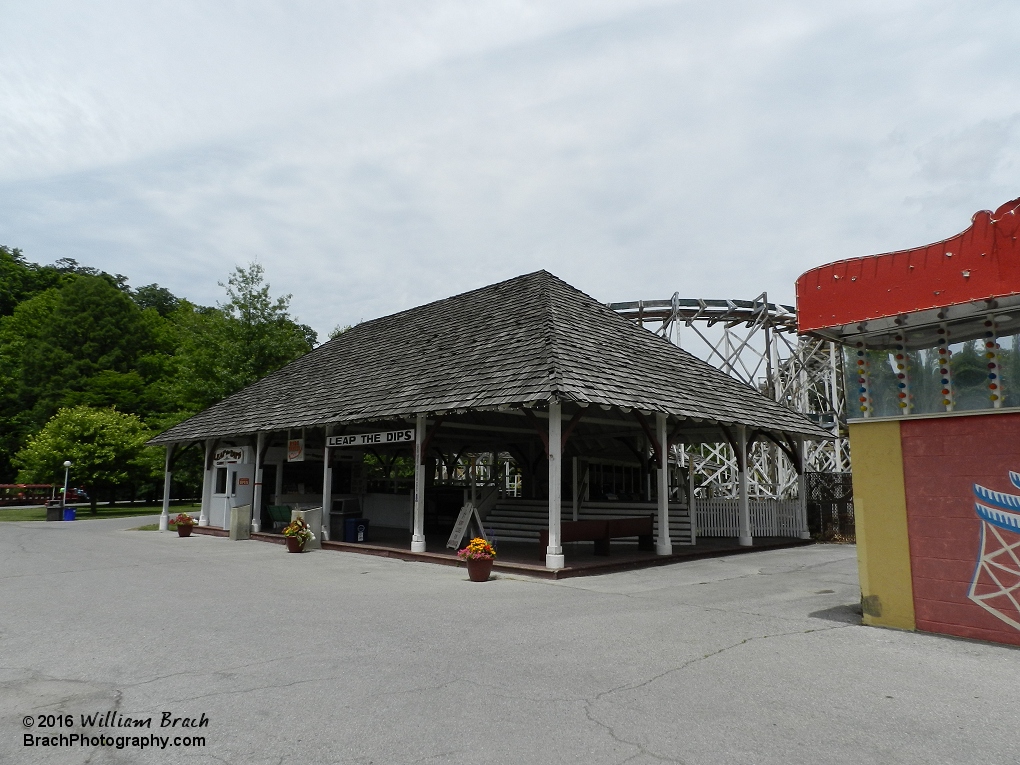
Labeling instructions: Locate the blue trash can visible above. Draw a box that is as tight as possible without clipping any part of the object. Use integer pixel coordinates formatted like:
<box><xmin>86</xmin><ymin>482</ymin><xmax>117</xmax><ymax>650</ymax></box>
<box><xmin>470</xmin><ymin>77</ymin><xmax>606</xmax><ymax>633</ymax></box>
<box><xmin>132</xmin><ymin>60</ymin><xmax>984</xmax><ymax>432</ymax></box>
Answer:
<box><xmin>343</xmin><ymin>517</ymin><xmax>369</xmax><ymax>543</ymax></box>
<box><xmin>63</xmin><ymin>507</ymin><xmax>76</xmax><ymax>521</ymax></box>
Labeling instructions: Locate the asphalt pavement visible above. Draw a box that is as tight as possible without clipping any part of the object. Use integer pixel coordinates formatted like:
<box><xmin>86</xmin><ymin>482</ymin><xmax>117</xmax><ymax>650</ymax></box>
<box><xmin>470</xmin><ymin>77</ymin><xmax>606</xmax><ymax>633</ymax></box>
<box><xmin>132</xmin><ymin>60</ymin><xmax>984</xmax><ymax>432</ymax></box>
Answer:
<box><xmin>1</xmin><ymin>516</ymin><xmax>1016</xmax><ymax>765</ymax></box>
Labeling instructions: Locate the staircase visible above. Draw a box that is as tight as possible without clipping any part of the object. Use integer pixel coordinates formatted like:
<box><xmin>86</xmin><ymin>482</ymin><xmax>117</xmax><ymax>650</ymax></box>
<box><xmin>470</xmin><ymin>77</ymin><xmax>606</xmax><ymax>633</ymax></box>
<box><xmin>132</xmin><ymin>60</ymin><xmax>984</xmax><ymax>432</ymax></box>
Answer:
<box><xmin>483</xmin><ymin>499</ymin><xmax>694</xmax><ymax>546</ymax></box>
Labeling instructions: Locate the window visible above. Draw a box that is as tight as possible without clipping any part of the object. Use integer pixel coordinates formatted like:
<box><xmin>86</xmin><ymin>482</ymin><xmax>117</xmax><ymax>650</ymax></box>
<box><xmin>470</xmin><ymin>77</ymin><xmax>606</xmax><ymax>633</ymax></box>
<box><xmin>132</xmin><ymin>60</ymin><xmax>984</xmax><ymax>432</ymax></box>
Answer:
<box><xmin>215</xmin><ymin>467</ymin><xmax>227</xmax><ymax>495</ymax></box>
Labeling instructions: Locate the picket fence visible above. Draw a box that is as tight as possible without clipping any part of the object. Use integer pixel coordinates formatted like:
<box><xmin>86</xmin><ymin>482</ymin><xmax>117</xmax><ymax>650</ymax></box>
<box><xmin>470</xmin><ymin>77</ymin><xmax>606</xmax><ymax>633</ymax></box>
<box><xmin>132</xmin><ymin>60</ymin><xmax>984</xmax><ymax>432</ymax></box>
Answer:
<box><xmin>695</xmin><ymin>499</ymin><xmax>805</xmax><ymax>538</ymax></box>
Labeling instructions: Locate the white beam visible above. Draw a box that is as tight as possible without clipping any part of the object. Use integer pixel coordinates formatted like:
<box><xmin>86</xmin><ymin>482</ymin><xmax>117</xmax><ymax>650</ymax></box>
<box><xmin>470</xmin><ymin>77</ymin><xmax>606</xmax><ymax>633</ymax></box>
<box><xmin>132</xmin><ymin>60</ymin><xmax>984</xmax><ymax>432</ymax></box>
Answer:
<box><xmin>321</xmin><ymin>426</ymin><xmax>333</xmax><ymax>541</ymax></box>
<box><xmin>411</xmin><ymin>414</ymin><xmax>427</xmax><ymax>553</ymax></box>
<box><xmin>199</xmin><ymin>439</ymin><xmax>213</xmax><ymax>526</ymax></box>
<box><xmin>252</xmin><ymin>432</ymin><xmax>265</xmax><ymax>533</ymax></box>
<box><xmin>656</xmin><ymin>412</ymin><xmax>672</xmax><ymax>555</ymax></box>
<box><xmin>159</xmin><ymin>445</ymin><xmax>173</xmax><ymax>532</ymax></box>
<box><xmin>546</xmin><ymin>401</ymin><xmax>564</xmax><ymax>569</ymax></box>
<box><xmin>737</xmin><ymin>425</ymin><xmax>752</xmax><ymax>546</ymax></box>
<box><xmin>688</xmin><ymin>449</ymin><xmax>697</xmax><ymax>545</ymax></box>
<box><xmin>798</xmin><ymin>438</ymin><xmax>811</xmax><ymax>540</ymax></box>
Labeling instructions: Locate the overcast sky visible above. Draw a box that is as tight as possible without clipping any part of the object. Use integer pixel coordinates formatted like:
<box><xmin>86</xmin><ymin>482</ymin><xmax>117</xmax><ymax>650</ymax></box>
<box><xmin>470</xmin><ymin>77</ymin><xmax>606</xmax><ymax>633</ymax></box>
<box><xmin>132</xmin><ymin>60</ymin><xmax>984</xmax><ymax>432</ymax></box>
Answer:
<box><xmin>2</xmin><ymin>1</ymin><xmax>1018</xmax><ymax>339</ymax></box>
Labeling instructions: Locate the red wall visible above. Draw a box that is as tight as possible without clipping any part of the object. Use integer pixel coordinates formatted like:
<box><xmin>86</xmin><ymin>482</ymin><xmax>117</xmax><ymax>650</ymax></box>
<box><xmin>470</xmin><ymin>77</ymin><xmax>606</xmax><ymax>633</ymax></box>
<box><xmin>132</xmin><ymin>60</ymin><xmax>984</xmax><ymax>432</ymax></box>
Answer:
<box><xmin>901</xmin><ymin>412</ymin><xmax>1020</xmax><ymax>646</ymax></box>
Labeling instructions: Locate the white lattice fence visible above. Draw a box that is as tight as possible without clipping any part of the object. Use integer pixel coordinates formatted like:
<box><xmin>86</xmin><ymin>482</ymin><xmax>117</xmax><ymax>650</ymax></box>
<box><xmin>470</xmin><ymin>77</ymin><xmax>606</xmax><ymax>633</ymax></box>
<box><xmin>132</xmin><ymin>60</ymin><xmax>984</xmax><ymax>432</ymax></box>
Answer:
<box><xmin>696</xmin><ymin>499</ymin><xmax>805</xmax><ymax>537</ymax></box>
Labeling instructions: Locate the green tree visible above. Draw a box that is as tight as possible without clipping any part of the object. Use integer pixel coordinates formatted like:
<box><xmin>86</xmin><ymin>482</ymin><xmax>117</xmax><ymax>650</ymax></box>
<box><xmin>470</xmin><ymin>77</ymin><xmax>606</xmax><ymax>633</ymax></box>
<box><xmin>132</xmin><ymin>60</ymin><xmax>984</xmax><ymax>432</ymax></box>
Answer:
<box><xmin>0</xmin><ymin>246</ymin><xmax>60</xmax><ymax>317</ymax></box>
<box><xmin>168</xmin><ymin>263</ymin><xmax>316</xmax><ymax>412</ymax></box>
<box><xmin>218</xmin><ymin>262</ymin><xmax>316</xmax><ymax>386</ymax></box>
<box><xmin>13</xmin><ymin>405</ymin><xmax>157</xmax><ymax>513</ymax></box>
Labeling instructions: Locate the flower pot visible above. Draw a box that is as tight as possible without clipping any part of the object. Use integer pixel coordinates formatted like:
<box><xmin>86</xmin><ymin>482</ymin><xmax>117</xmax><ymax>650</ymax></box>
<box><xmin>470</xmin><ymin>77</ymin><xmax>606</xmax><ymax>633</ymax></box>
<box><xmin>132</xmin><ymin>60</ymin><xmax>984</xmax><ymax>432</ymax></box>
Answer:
<box><xmin>286</xmin><ymin>537</ymin><xmax>306</xmax><ymax>553</ymax></box>
<box><xmin>466</xmin><ymin>557</ymin><xmax>494</xmax><ymax>582</ymax></box>
<box><xmin>177</xmin><ymin>525</ymin><xmax>193</xmax><ymax>537</ymax></box>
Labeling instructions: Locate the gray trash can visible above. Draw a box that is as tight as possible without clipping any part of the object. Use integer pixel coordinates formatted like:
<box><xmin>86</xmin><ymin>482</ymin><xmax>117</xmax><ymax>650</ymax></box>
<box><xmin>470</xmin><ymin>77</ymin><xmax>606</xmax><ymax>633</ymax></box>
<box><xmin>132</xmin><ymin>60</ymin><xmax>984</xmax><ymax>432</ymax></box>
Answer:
<box><xmin>330</xmin><ymin>499</ymin><xmax>361</xmax><ymax>541</ymax></box>
<box><xmin>45</xmin><ymin>501</ymin><xmax>63</xmax><ymax>522</ymax></box>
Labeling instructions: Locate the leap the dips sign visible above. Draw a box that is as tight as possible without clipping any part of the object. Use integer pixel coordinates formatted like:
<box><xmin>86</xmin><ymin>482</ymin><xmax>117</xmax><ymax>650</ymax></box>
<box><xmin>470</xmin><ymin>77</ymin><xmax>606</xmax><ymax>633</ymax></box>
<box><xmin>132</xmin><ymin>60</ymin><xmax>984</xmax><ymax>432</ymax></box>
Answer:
<box><xmin>327</xmin><ymin>429</ymin><xmax>414</xmax><ymax>448</ymax></box>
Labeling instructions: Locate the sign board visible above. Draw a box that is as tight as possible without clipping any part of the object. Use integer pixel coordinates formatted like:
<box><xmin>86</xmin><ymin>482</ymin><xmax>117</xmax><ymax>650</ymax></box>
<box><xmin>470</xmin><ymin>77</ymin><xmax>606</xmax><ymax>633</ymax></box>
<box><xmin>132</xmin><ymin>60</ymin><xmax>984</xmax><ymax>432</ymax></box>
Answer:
<box><xmin>287</xmin><ymin>439</ymin><xmax>305</xmax><ymax>462</ymax></box>
<box><xmin>214</xmin><ymin>446</ymin><xmax>250</xmax><ymax>466</ymax></box>
<box><xmin>327</xmin><ymin>429</ymin><xmax>415</xmax><ymax>448</ymax></box>
<box><xmin>446</xmin><ymin>503</ymin><xmax>488</xmax><ymax>549</ymax></box>
<box><xmin>238</xmin><ymin>477</ymin><xmax>250</xmax><ymax>486</ymax></box>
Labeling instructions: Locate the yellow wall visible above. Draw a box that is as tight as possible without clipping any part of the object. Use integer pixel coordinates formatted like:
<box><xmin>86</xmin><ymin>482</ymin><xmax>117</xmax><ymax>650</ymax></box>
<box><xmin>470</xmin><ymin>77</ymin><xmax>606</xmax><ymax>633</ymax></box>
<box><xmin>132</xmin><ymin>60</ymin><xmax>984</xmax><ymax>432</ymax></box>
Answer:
<box><xmin>848</xmin><ymin>420</ymin><xmax>915</xmax><ymax>630</ymax></box>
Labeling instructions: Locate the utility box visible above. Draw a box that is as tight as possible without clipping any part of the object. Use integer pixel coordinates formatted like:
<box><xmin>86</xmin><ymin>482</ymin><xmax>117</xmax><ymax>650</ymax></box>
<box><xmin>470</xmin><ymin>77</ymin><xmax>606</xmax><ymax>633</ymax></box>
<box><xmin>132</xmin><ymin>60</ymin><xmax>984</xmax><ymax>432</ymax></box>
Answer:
<box><xmin>229</xmin><ymin>504</ymin><xmax>252</xmax><ymax>540</ymax></box>
<box><xmin>291</xmin><ymin>506</ymin><xmax>322</xmax><ymax>549</ymax></box>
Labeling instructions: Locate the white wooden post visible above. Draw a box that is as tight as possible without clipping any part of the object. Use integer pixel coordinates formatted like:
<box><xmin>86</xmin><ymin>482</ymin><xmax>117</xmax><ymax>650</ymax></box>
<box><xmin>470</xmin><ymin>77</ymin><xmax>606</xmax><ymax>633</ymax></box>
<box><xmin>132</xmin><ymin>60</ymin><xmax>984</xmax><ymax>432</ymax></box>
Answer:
<box><xmin>656</xmin><ymin>412</ymin><xmax>673</xmax><ymax>554</ymax></box>
<box><xmin>411</xmin><ymin>413</ymin><xmax>427</xmax><ymax>553</ymax></box>
<box><xmin>798</xmin><ymin>438</ymin><xmax>811</xmax><ymax>540</ymax></box>
<box><xmin>252</xmin><ymin>432</ymin><xmax>265</xmax><ymax>533</ymax></box>
<box><xmin>688</xmin><ymin>449</ymin><xmax>697</xmax><ymax>545</ymax></box>
<box><xmin>321</xmin><ymin>425</ymin><xmax>333</xmax><ymax>541</ymax></box>
<box><xmin>546</xmin><ymin>401</ymin><xmax>564</xmax><ymax>569</ymax></box>
<box><xmin>158</xmin><ymin>444</ymin><xmax>173</xmax><ymax>532</ymax></box>
<box><xmin>199</xmin><ymin>439</ymin><xmax>213</xmax><ymax>526</ymax></box>
<box><xmin>737</xmin><ymin>425</ymin><xmax>752</xmax><ymax>546</ymax></box>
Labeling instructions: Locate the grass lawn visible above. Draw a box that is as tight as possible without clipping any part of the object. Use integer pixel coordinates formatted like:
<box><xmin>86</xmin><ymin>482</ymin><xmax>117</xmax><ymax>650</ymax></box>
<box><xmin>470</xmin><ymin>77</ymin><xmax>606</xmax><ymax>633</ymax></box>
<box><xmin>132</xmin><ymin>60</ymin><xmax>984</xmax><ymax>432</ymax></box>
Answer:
<box><xmin>0</xmin><ymin>502</ymin><xmax>201</xmax><ymax>523</ymax></box>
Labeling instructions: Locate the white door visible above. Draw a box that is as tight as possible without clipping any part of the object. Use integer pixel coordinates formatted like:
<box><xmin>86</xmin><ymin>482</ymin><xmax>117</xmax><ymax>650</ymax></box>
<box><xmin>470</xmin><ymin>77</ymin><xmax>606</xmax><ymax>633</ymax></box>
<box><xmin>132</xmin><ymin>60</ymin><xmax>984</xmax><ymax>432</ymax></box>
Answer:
<box><xmin>230</xmin><ymin>464</ymin><xmax>256</xmax><ymax>512</ymax></box>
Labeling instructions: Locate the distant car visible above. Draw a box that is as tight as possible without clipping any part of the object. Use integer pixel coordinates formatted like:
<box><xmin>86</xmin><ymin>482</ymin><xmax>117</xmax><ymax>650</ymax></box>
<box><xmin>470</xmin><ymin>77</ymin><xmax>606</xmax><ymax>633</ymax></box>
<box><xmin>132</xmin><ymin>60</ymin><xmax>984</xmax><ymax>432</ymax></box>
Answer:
<box><xmin>65</xmin><ymin>488</ymin><xmax>89</xmax><ymax>502</ymax></box>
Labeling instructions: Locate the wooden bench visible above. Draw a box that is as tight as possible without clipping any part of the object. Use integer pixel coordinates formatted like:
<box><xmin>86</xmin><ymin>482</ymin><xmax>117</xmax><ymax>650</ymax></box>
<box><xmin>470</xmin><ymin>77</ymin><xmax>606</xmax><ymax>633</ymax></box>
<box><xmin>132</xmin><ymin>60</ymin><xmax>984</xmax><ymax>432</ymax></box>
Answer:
<box><xmin>538</xmin><ymin>515</ymin><xmax>654</xmax><ymax>558</ymax></box>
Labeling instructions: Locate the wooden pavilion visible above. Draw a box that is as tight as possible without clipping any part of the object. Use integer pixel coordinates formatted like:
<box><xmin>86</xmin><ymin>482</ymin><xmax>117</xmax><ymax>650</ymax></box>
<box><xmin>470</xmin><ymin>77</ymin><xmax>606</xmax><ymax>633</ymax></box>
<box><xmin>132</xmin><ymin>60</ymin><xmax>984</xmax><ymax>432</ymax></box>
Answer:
<box><xmin>150</xmin><ymin>271</ymin><xmax>824</xmax><ymax>569</ymax></box>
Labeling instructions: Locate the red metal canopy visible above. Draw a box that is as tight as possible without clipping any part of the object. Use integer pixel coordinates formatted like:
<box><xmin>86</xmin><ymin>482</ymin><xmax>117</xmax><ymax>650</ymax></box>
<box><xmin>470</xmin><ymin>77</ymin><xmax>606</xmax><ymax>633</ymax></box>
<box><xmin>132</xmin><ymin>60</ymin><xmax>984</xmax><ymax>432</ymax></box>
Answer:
<box><xmin>796</xmin><ymin>198</ymin><xmax>1020</xmax><ymax>348</ymax></box>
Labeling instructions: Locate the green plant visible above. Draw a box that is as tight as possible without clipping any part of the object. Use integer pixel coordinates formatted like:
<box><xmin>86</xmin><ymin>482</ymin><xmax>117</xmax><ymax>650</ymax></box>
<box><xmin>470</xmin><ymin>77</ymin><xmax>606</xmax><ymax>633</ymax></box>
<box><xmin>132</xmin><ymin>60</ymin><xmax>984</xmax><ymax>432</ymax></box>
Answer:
<box><xmin>282</xmin><ymin>517</ymin><xmax>314</xmax><ymax>545</ymax></box>
<box><xmin>457</xmin><ymin>537</ymin><xmax>496</xmax><ymax>561</ymax></box>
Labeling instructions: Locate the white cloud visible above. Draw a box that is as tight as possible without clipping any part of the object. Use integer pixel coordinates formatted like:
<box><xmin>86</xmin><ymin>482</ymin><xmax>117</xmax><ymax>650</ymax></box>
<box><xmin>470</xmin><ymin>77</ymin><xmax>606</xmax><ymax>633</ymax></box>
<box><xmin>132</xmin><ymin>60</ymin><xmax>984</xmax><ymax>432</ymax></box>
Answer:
<box><xmin>1</xmin><ymin>0</ymin><xmax>1018</xmax><ymax>340</ymax></box>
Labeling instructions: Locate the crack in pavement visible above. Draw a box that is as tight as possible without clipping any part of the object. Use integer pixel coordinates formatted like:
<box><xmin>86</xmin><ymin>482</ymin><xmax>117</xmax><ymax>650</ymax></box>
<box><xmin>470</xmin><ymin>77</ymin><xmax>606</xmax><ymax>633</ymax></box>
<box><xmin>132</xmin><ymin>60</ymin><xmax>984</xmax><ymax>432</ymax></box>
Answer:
<box><xmin>580</xmin><ymin>623</ymin><xmax>854</xmax><ymax>764</ymax></box>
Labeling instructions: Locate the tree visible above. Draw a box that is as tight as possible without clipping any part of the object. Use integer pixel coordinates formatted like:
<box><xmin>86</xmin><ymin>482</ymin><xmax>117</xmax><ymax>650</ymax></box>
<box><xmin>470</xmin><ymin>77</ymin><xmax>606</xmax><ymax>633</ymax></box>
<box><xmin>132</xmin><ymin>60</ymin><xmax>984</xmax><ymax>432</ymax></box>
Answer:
<box><xmin>0</xmin><ymin>245</ymin><xmax>60</xmax><ymax>317</ymax></box>
<box><xmin>13</xmin><ymin>405</ymin><xmax>157</xmax><ymax>513</ymax></box>
<box><xmin>0</xmin><ymin>274</ymin><xmax>167</xmax><ymax>453</ymax></box>
<box><xmin>218</xmin><ymin>262</ymin><xmax>316</xmax><ymax>386</ymax></box>
<box><xmin>169</xmin><ymin>263</ymin><xmax>316</xmax><ymax>413</ymax></box>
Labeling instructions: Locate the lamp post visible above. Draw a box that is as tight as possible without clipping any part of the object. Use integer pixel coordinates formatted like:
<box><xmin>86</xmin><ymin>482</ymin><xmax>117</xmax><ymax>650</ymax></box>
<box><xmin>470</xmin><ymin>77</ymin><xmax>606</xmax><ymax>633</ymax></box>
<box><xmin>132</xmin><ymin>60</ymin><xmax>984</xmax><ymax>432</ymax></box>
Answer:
<box><xmin>62</xmin><ymin>460</ymin><xmax>72</xmax><ymax>507</ymax></box>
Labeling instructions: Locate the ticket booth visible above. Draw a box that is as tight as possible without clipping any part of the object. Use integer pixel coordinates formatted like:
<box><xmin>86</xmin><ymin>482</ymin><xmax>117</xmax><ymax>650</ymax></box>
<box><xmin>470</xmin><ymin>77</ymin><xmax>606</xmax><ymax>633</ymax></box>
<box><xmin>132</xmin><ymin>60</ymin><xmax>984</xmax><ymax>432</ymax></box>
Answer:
<box><xmin>211</xmin><ymin>446</ymin><xmax>255</xmax><ymax>529</ymax></box>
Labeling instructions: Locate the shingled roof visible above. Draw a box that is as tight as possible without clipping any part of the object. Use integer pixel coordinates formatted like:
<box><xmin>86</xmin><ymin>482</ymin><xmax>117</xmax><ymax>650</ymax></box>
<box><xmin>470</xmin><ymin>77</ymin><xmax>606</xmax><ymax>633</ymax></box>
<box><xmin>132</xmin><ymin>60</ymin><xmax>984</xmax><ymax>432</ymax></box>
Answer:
<box><xmin>150</xmin><ymin>271</ymin><xmax>824</xmax><ymax>444</ymax></box>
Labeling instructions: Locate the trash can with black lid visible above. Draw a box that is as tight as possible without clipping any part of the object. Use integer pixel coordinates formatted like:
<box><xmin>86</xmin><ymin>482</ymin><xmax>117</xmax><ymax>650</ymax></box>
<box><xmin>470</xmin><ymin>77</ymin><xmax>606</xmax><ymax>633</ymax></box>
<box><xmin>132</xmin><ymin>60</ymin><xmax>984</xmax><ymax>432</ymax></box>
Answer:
<box><xmin>344</xmin><ymin>517</ymin><xmax>369</xmax><ymax>543</ymax></box>
<box><xmin>45</xmin><ymin>500</ymin><xmax>63</xmax><ymax>522</ymax></box>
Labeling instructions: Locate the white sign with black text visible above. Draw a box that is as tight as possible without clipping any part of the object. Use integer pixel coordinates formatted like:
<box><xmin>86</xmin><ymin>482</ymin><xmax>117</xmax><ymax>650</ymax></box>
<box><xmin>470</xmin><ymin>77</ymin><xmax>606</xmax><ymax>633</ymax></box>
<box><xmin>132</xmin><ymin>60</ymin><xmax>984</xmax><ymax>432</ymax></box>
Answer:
<box><xmin>446</xmin><ymin>503</ymin><xmax>488</xmax><ymax>549</ymax></box>
<box><xmin>326</xmin><ymin>429</ymin><xmax>415</xmax><ymax>448</ymax></box>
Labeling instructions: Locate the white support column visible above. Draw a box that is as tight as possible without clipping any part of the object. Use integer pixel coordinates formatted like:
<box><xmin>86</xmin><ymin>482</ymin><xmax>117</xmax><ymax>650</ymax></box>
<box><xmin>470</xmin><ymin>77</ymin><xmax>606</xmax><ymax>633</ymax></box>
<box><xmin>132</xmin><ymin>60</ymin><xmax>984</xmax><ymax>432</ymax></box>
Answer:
<box><xmin>321</xmin><ymin>426</ymin><xmax>333</xmax><ymax>541</ymax></box>
<box><xmin>199</xmin><ymin>439</ymin><xmax>213</xmax><ymax>526</ymax></box>
<box><xmin>798</xmin><ymin>438</ymin><xmax>811</xmax><ymax>540</ymax></box>
<box><xmin>252</xmin><ymin>432</ymin><xmax>265</xmax><ymax>533</ymax></box>
<box><xmin>737</xmin><ymin>426</ymin><xmax>752</xmax><ymax>546</ymax></box>
<box><xmin>546</xmin><ymin>401</ymin><xmax>564</xmax><ymax>569</ymax></box>
<box><xmin>411</xmin><ymin>414</ymin><xmax>427</xmax><ymax>553</ymax></box>
<box><xmin>159</xmin><ymin>445</ymin><xmax>173</xmax><ymax>532</ymax></box>
<box><xmin>656</xmin><ymin>412</ymin><xmax>672</xmax><ymax>555</ymax></box>
<box><xmin>688</xmin><ymin>450</ymin><xmax>697</xmax><ymax>545</ymax></box>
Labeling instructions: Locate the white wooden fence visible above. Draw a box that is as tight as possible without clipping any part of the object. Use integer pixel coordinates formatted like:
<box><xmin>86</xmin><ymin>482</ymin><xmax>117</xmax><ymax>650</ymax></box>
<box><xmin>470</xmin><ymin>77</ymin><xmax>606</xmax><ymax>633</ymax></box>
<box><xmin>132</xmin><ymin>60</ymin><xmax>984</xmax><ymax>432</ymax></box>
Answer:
<box><xmin>695</xmin><ymin>499</ymin><xmax>805</xmax><ymax>538</ymax></box>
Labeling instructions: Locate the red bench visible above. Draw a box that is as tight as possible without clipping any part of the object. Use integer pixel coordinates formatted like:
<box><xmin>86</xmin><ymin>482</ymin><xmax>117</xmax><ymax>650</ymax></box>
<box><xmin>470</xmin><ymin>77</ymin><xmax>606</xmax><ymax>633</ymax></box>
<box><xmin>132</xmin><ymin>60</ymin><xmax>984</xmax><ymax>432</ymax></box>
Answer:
<box><xmin>538</xmin><ymin>515</ymin><xmax>655</xmax><ymax>558</ymax></box>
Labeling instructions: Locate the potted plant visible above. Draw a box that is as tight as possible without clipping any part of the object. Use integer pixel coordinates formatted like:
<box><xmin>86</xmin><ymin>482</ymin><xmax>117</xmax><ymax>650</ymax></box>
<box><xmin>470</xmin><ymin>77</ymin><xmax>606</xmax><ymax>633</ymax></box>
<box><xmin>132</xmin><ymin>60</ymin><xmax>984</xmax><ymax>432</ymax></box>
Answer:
<box><xmin>173</xmin><ymin>513</ymin><xmax>196</xmax><ymax>537</ymax></box>
<box><xmin>457</xmin><ymin>537</ymin><xmax>496</xmax><ymax>582</ymax></box>
<box><xmin>282</xmin><ymin>518</ymin><xmax>314</xmax><ymax>553</ymax></box>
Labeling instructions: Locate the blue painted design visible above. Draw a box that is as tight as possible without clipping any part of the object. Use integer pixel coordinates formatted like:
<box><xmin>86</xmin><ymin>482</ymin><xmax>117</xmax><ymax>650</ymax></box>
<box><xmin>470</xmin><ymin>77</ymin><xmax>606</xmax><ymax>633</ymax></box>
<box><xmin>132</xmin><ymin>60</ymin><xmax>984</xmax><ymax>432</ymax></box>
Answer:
<box><xmin>974</xmin><ymin>502</ymin><xmax>1020</xmax><ymax>533</ymax></box>
<box><xmin>973</xmin><ymin>483</ymin><xmax>1020</xmax><ymax>511</ymax></box>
